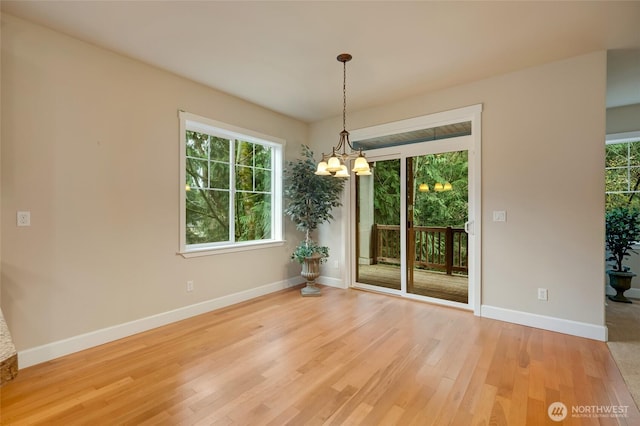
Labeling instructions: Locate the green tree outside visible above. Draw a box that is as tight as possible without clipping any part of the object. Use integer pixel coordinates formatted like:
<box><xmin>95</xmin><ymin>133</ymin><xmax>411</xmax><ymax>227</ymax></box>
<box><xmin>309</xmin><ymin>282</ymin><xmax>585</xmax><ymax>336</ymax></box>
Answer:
<box><xmin>606</xmin><ymin>141</ymin><xmax>640</xmax><ymax>212</ymax></box>
<box><xmin>372</xmin><ymin>151</ymin><xmax>468</xmax><ymax>227</ymax></box>
<box><xmin>412</xmin><ymin>151</ymin><xmax>468</xmax><ymax>228</ymax></box>
<box><xmin>185</xmin><ymin>131</ymin><xmax>272</xmax><ymax>245</ymax></box>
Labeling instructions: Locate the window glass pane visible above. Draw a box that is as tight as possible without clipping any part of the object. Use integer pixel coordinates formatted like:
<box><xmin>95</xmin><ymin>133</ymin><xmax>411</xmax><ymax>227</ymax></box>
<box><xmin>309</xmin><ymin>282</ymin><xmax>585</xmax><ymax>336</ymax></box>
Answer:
<box><xmin>235</xmin><ymin>141</ymin><xmax>254</xmax><ymax>166</ymax></box>
<box><xmin>374</xmin><ymin>159</ymin><xmax>401</xmax><ymax>225</ymax></box>
<box><xmin>631</xmin><ymin>167</ymin><xmax>640</xmax><ymax>191</ymax></box>
<box><xmin>255</xmin><ymin>168</ymin><xmax>271</xmax><ymax>192</ymax></box>
<box><xmin>186</xmin><ymin>131</ymin><xmax>209</xmax><ymax>159</ymax></box>
<box><xmin>606</xmin><ymin>143</ymin><xmax>628</xmax><ymax>168</ymax></box>
<box><xmin>255</xmin><ymin>145</ymin><xmax>272</xmax><ymax>169</ymax></box>
<box><xmin>210</xmin><ymin>136</ymin><xmax>230</xmax><ymax>162</ymax></box>
<box><xmin>186</xmin><ymin>189</ymin><xmax>229</xmax><ymax>244</ymax></box>
<box><xmin>606</xmin><ymin>193</ymin><xmax>640</xmax><ymax>212</ymax></box>
<box><xmin>412</xmin><ymin>151</ymin><xmax>468</xmax><ymax>228</ymax></box>
<box><xmin>606</xmin><ymin>168</ymin><xmax>629</xmax><ymax>192</ymax></box>
<box><xmin>210</xmin><ymin>162</ymin><xmax>230</xmax><ymax>190</ymax></box>
<box><xmin>629</xmin><ymin>141</ymin><xmax>640</xmax><ymax>166</ymax></box>
<box><xmin>235</xmin><ymin>192</ymin><xmax>271</xmax><ymax>242</ymax></box>
<box><xmin>186</xmin><ymin>158</ymin><xmax>209</xmax><ymax>189</ymax></box>
<box><xmin>235</xmin><ymin>165</ymin><xmax>254</xmax><ymax>191</ymax></box>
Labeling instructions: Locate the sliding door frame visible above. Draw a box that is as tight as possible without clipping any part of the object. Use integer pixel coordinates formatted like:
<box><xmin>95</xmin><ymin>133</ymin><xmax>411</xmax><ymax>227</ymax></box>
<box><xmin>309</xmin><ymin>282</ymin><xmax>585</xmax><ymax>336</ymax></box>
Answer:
<box><xmin>346</xmin><ymin>104</ymin><xmax>482</xmax><ymax>315</ymax></box>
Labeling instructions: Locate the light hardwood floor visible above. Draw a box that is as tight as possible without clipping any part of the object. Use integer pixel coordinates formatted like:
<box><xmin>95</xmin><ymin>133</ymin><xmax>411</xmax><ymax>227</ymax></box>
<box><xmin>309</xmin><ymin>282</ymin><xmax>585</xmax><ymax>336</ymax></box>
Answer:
<box><xmin>1</xmin><ymin>286</ymin><xmax>638</xmax><ymax>425</ymax></box>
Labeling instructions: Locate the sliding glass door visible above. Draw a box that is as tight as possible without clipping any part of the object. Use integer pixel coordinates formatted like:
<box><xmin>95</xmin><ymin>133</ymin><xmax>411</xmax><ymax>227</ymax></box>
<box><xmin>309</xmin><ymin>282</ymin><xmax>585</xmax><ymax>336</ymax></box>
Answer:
<box><xmin>350</xmin><ymin>105</ymin><xmax>481</xmax><ymax>311</ymax></box>
<box><xmin>356</xmin><ymin>158</ymin><xmax>402</xmax><ymax>291</ymax></box>
<box><xmin>353</xmin><ymin>141</ymin><xmax>475</xmax><ymax>308</ymax></box>
<box><xmin>406</xmin><ymin>152</ymin><xmax>468</xmax><ymax>303</ymax></box>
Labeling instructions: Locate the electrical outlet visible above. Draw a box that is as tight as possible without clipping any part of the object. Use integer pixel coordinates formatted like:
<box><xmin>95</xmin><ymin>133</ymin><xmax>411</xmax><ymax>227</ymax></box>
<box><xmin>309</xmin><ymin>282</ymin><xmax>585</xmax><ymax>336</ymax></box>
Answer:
<box><xmin>537</xmin><ymin>288</ymin><xmax>548</xmax><ymax>301</ymax></box>
<box><xmin>17</xmin><ymin>211</ymin><xmax>31</xmax><ymax>227</ymax></box>
<box><xmin>187</xmin><ymin>281</ymin><xmax>194</xmax><ymax>292</ymax></box>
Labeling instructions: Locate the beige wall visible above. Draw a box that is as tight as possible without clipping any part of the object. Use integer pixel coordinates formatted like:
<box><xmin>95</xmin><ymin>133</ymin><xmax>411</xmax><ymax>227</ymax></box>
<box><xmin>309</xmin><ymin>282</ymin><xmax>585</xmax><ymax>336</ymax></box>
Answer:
<box><xmin>0</xmin><ymin>15</ymin><xmax>306</xmax><ymax>351</ymax></box>
<box><xmin>310</xmin><ymin>51</ymin><xmax>607</xmax><ymax>326</ymax></box>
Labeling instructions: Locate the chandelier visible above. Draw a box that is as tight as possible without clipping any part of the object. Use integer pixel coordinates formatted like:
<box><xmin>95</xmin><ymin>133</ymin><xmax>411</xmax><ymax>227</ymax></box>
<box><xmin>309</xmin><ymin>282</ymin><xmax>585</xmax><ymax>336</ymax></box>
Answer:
<box><xmin>315</xmin><ymin>53</ymin><xmax>371</xmax><ymax>178</ymax></box>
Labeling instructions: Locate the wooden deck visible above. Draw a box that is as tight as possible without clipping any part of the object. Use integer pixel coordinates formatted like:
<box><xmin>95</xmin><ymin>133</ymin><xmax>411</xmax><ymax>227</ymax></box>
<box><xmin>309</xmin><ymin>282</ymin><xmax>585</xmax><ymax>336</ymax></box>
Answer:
<box><xmin>357</xmin><ymin>263</ymin><xmax>468</xmax><ymax>303</ymax></box>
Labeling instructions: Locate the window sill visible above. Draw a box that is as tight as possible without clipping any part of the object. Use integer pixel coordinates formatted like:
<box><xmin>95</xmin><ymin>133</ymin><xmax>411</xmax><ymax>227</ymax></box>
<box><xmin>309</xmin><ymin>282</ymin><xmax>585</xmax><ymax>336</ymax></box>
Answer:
<box><xmin>178</xmin><ymin>240</ymin><xmax>285</xmax><ymax>258</ymax></box>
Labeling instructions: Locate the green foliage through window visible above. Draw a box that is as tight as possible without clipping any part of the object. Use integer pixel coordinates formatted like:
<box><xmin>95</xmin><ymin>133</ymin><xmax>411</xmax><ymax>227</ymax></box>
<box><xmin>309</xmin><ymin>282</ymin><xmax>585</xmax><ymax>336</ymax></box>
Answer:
<box><xmin>373</xmin><ymin>159</ymin><xmax>401</xmax><ymax>226</ymax></box>
<box><xmin>606</xmin><ymin>140</ymin><xmax>640</xmax><ymax>213</ymax></box>
<box><xmin>185</xmin><ymin>130</ymin><xmax>274</xmax><ymax>245</ymax></box>
<box><xmin>371</xmin><ymin>152</ymin><xmax>468</xmax><ymax>228</ymax></box>
<box><xmin>411</xmin><ymin>152</ymin><xmax>468</xmax><ymax>228</ymax></box>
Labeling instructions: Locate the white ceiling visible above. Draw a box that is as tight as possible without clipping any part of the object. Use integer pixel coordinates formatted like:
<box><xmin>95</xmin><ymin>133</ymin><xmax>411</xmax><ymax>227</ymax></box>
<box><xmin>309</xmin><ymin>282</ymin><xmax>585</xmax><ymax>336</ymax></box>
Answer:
<box><xmin>2</xmin><ymin>1</ymin><xmax>640</xmax><ymax>123</ymax></box>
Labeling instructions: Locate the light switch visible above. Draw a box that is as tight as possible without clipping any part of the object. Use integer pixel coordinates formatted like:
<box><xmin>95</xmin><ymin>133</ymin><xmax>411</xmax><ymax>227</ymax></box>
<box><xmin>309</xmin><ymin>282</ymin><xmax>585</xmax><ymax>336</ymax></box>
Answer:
<box><xmin>17</xmin><ymin>211</ymin><xmax>31</xmax><ymax>227</ymax></box>
<box><xmin>493</xmin><ymin>211</ymin><xmax>506</xmax><ymax>222</ymax></box>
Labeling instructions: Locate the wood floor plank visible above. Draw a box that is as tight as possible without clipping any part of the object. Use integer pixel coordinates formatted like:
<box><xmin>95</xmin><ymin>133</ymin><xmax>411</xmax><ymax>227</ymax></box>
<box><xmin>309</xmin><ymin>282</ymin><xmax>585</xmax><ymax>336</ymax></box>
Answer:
<box><xmin>1</xmin><ymin>286</ymin><xmax>638</xmax><ymax>425</ymax></box>
<box><xmin>506</xmin><ymin>368</ymin><xmax>530</xmax><ymax>425</ymax></box>
<box><xmin>470</xmin><ymin>382</ymin><xmax>499</xmax><ymax>425</ymax></box>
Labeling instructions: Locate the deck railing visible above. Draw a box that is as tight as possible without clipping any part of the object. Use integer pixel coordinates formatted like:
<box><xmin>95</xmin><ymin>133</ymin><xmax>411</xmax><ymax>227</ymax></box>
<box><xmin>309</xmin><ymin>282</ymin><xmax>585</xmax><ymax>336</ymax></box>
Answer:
<box><xmin>372</xmin><ymin>224</ymin><xmax>468</xmax><ymax>275</ymax></box>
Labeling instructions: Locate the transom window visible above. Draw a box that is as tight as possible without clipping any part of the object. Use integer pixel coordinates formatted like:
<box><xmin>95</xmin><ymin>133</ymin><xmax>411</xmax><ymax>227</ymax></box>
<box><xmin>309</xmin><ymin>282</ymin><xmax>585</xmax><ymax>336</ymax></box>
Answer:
<box><xmin>179</xmin><ymin>111</ymin><xmax>283</xmax><ymax>256</ymax></box>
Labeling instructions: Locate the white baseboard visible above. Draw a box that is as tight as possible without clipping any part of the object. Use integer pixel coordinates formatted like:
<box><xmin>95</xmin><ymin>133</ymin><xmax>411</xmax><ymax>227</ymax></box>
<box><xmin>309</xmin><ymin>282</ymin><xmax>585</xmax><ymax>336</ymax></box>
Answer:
<box><xmin>21</xmin><ymin>278</ymin><xmax>612</xmax><ymax>368</ymax></box>
<box><xmin>317</xmin><ymin>275</ymin><xmax>346</xmax><ymax>289</ymax></box>
<box><xmin>18</xmin><ymin>276</ymin><xmax>301</xmax><ymax>368</ymax></box>
<box><xmin>606</xmin><ymin>285</ymin><xmax>640</xmax><ymax>299</ymax></box>
<box><xmin>481</xmin><ymin>305</ymin><xmax>607</xmax><ymax>341</ymax></box>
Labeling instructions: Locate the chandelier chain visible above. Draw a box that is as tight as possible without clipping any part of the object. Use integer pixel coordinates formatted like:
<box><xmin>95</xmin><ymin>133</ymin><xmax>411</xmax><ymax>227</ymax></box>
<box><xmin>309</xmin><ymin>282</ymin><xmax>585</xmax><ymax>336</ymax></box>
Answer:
<box><xmin>343</xmin><ymin>59</ymin><xmax>347</xmax><ymax>131</ymax></box>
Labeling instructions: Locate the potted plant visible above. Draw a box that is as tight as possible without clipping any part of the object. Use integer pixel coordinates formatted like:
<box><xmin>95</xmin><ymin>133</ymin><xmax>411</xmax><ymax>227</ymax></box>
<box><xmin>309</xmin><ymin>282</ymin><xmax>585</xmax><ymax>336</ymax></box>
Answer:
<box><xmin>606</xmin><ymin>206</ymin><xmax>640</xmax><ymax>303</ymax></box>
<box><xmin>284</xmin><ymin>145</ymin><xmax>344</xmax><ymax>296</ymax></box>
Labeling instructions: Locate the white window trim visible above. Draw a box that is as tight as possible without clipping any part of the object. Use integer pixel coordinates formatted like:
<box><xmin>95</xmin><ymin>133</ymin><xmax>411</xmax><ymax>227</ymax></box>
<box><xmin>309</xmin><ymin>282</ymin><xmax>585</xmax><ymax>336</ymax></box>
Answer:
<box><xmin>178</xmin><ymin>111</ymin><xmax>285</xmax><ymax>257</ymax></box>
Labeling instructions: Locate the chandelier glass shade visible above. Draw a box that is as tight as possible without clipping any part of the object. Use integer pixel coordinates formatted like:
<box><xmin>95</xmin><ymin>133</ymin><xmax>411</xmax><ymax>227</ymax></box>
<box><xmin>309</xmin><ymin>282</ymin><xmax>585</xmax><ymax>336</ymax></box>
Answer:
<box><xmin>315</xmin><ymin>53</ymin><xmax>371</xmax><ymax>178</ymax></box>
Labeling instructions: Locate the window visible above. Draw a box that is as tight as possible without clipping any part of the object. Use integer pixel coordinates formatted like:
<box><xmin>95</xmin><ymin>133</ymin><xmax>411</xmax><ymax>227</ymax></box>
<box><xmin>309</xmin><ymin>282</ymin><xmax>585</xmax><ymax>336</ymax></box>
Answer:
<box><xmin>606</xmin><ymin>132</ymin><xmax>640</xmax><ymax>213</ymax></box>
<box><xmin>179</xmin><ymin>111</ymin><xmax>284</xmax><ymax>256</ymax></box>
